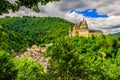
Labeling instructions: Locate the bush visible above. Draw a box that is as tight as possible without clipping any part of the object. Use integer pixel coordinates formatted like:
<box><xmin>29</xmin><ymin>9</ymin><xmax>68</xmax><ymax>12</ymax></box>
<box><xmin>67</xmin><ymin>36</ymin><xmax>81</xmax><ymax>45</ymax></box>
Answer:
<box><xmin>14</xmin><ymin>57</ymin><xmax>46</xmax><ymax>80</ymax></box>
<box><xmin>0</xmin><ymin>51</ymin><xmax>17</xmax><ymax>80</ymax></box>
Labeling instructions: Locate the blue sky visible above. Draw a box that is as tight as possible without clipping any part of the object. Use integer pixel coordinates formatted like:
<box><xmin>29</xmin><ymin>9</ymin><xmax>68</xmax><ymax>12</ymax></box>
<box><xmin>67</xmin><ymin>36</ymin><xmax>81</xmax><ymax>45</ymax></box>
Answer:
<box><xmin>70</xmin><ymin>9</ymin><xmax>109</xmax><ymax>18</ymax></box>
<box><xmin>1</xmin><ymin>0</ymin><xmax>120</xmax><ymax>34</ymax></box>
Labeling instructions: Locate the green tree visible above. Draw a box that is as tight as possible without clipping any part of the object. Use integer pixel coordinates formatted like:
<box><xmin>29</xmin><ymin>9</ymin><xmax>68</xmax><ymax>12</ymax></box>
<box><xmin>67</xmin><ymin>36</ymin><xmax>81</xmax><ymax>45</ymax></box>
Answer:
<box><xmin>0</xmin><ymin>25</ymin><xmax>28</xmax><ymax>51</ymax></box>
<box><xmin>45</xmin><ymin>36</ymin><xmax>120</xmax><ymax>80</ymax></box>
<box><xmin>45</xmin><ymin>37</ymin><xmax>83</xmax><ymax>79</ymax></box>
<box><xmin>0</xmin><ymin>0</ymin><xmax>60</xmax><ymax>15</ymax></box>
<box><xmin>14</xmin><ymin>57</ymin><xmax>49</xmax><ymax>80</ymax></box>
<box><xmin>0</xmin><ymin>51</ymin><xmax>17</xmax><ymax>80</ymax></box>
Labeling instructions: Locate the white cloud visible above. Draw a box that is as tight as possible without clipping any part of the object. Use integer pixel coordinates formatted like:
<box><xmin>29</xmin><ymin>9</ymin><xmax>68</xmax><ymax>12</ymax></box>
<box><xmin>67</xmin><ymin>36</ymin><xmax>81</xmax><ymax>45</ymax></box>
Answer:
<box><xmin>65</xmin><ymin>12</ymin><xmax>84</xmax><ymax>22</ymax></box>
<box><xmin>0</xmin><ymin>7</ymin><xmax>41</xmax><ymax>17</ymax></box>
<box><xmin>38</xmin><ymin>2</ymin><xmax>65</xmax><ymax>17</ymax></box>
<box><xmin>0</xmin><ymin>0</ymin><xmax>120</xmax><ymax>34</ymax></box>
<box><xmin>65</xmin><ymin>12</ymin><xmax>120</xmax><ymax>34</ymax></box>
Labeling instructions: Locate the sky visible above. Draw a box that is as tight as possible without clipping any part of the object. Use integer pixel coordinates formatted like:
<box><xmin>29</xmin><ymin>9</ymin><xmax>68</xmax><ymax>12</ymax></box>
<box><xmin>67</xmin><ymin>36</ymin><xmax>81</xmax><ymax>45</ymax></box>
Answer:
<box><xmin>1</xmin><ymin>0</ymin><xmax>120</xmax><ymax>34</ymax></box>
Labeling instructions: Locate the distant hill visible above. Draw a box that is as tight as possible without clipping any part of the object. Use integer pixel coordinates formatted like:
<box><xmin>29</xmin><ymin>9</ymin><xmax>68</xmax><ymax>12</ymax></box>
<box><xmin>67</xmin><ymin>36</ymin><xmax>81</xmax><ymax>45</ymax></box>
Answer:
<box><xmin>0</xmin><ymin>17</ymin><xmax>74</xmax><ymax>51</ymax></box>
<box><xmin>112</xmin><ymin>32</ymin><xmax>120</xmax><ymax>36</ymax></box>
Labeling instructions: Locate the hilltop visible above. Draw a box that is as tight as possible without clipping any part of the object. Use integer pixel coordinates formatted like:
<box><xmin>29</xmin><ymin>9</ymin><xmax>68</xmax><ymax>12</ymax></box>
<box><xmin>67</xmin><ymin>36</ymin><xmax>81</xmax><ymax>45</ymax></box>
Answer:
<box><xmin>112</xmin><ymin>32</ymin><xmax>120</xmax><ymax>36</ymax></box>
<box><xmin>0</xmin><ymin>17</ymin><xmax>74</xmax><ymax>51</ymax></box>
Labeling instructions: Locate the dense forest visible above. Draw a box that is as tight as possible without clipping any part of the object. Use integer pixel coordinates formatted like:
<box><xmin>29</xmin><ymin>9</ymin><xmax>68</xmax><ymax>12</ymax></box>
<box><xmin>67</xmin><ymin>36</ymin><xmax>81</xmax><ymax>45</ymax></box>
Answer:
<box><xmin>0</xmin><ymin>17</ymin><xmax>74</xmax><ymax>51</ymax></box>
<box><xmin>0</xmin><ymin>17</ymin><xmax>120</xmax><ymax>80</ymax></box>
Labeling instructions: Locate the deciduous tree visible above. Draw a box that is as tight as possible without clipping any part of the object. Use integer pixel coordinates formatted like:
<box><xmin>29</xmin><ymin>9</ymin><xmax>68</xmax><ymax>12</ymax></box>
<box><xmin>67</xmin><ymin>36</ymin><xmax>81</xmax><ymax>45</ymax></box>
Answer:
<box><xmin>0</xmin><ymin>0</ymin><xmax>60</xmax><ymax>15</ymax></box>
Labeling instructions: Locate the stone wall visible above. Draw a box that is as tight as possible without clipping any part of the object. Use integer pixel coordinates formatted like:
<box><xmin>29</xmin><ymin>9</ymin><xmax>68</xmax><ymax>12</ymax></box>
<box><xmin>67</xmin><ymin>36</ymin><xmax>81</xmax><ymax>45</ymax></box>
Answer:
<box><xmin>68</xmin><ymin>20</ymin><xmax>103</xmax><ymax>37</ymax></box>
<box><xmin>89</xmin><ymin>31</ymin><xmax>103</xmax><ymax>37</ymax></box>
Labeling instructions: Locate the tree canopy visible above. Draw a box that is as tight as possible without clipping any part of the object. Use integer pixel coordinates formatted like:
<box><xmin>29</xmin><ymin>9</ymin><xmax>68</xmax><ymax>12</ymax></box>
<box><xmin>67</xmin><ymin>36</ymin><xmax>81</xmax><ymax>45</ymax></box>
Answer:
<box><xmin>45</xmin><ymin>36</ymin><xmax>120</xmax><ymax>79</ymax></box>
<box><xmin>0</xmin><ymin>17</ymin><xmax>73</xmax><ymax>51</ymax></box>
<box><xmin>0</xmin><ymin>0</ymin><xmax>60</xmax><ymax>15</ymax></box>
<box><xmin>0</xmin><ymin>17</ymin><xmax>120</xmax><ymax>79</ymax></box>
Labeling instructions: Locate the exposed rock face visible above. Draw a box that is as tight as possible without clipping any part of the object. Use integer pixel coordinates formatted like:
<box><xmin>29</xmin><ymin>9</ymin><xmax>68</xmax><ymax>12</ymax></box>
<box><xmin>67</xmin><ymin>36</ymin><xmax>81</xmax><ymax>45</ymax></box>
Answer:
<box><xmin>15</xmin><ymin>44</ymin><xmax>52</xmax><ymax>72</ymax></box>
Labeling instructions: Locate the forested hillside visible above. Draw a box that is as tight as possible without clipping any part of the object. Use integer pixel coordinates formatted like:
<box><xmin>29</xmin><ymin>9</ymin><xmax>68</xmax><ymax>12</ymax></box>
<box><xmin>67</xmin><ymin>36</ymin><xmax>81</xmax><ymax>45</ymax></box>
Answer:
<box><xmin>1</xmin><ymin>17</ymin><xmax>120</xmax><ymax>80</ymax></box>
<box><xmin>0</xmin><ymin>25</ymin><xmax>28</xmax><ymax>51</ymax></box>
<box><xmin>0</xmin><ymin>17</ymin><xmax>74</xmax><ymax>51</ymax></box>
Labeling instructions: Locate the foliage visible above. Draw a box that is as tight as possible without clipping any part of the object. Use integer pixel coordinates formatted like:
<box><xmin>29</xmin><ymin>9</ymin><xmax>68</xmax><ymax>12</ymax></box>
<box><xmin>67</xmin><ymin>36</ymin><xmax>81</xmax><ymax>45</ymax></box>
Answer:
<box><xmin>0</xmin><ymin>50</ymin><xmax>55</xmax><ymax>80</ymax></box>
<box><xmin>0</xmin><ymin>25</ymin><xmax>28</xmax><ymax>51</ymax></box>
<box><xmin>0</xmin><ymin>0</ymin><xmax>60</xmax><ymax>15</ymax></box>
<box><xmin>1</xmin><ymin>17</ymin><xmax>120</xmax><ymax>79</ymax></box>
<box><xmin>14</xmin><ymin>57</ymin><xmax>48</xmax><ymax>80</ymax></box>
<box><xmin>0</xmin><ymin>0</ymin><xmax>15</xmax><ymax>15</ymax></box>
<box><xmin>0</xmin><ymin>17</ymin><xmax>73</xmax><ymax>51</ymax></box>
<box><xmin>0</xmin><ymin>51</ymin><xmax>17</xmax><ymax>80</ymax></box>
<box><xmin>45</xmin><ymin>36</ymin><xmax>120</xmax><ymax>80</ymax></box>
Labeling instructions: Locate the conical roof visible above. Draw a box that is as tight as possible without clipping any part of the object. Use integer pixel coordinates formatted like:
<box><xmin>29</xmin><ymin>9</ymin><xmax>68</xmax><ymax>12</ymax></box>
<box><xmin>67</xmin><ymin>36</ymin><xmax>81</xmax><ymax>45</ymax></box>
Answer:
<box><xmin>79</xmin><ymin>19</ymin><xmax>88</xmax><ymax>29</ymax></box>
<box><xmin>74</xmin><ymin>23</ymin><xmax>80</xmax><ymax>29</ymax></box>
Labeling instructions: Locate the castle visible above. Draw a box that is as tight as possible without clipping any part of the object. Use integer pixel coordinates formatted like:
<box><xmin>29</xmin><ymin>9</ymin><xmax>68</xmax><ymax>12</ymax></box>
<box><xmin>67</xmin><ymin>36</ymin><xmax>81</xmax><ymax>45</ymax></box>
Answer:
<box><xmin>68</xmin><ymin>19</ymin><xmax>103</xmax><ymax>37</ymax></box>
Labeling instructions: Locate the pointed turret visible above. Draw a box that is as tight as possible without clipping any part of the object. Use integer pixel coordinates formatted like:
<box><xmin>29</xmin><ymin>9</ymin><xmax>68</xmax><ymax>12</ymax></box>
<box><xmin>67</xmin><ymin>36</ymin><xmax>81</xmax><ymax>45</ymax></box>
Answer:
<box><xmin>80</xmin><ymin>18</ymin><xmax>88</xmax><ymax>29</ymax></box>
<box><xmin>83</xmin><ymin>17</ymin><xmax>85</xmax><ymax>21</ymax></box>
<box><xmin>68</xmin><ymin>18</ymin><xmax>103</xmax><ymax>37</ymax></box>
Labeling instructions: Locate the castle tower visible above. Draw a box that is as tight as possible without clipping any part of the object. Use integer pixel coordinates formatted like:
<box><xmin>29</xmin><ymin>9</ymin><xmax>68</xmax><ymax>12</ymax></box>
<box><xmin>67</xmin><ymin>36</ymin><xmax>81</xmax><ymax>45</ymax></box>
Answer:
<box><xmin>80</xmin><ymin>18</ymin><xmax>88</xmax><ymax>29</ymax></box>
<box><xmin>73</xmin><ymin>23</ymin><xmax>80</xmax><ymax>31</ymax></box>
<box><xmin>68</xmin><ymin>18</ymin><xmax>103</xmax><ymax>38</ymax></box>
<box><xmin>78</xmin><ymin>19</ymin><xmax>89</xmax><ymax>37</ymax></box>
